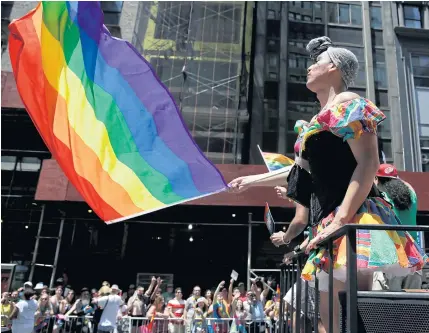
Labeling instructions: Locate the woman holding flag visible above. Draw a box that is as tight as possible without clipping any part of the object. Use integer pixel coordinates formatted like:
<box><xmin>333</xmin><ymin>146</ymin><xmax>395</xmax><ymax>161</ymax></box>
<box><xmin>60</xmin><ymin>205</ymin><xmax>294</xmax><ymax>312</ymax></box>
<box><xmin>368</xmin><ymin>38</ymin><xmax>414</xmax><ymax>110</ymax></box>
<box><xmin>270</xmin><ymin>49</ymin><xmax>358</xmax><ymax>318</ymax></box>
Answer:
<box><xmin>229</xmin><ymin>36</ymin><xmax>428</xmax><ymax>333</ymax></box>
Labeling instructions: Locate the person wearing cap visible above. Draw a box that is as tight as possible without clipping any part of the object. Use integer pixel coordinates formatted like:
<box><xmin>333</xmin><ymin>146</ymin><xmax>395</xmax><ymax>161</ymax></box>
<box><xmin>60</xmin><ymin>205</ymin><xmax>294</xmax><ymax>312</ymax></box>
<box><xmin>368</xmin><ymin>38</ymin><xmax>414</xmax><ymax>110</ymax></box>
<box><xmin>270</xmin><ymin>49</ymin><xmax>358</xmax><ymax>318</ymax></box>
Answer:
<box><xmin>228</xmin><ymin>36</ymin><xmax>428</xmax><ymax>333</ymax></box>
<box><xmin>190</xmin><ymin>297</ymin><xmax>207</xmax><ymax>333</ymax></box>
<box><xmin>23</xmin><ymin>282</ymin><xmax>32</xmax><ymax>290</ymax></box>
<box><xmin>374</xmin><ymin>163</ymin><xmax>422</xmax><ymax>291</ymax></box>
<box><xmin>93</xmin><ymin>284</ymin><xmax>123</xmax><ymax>333</ymax></box>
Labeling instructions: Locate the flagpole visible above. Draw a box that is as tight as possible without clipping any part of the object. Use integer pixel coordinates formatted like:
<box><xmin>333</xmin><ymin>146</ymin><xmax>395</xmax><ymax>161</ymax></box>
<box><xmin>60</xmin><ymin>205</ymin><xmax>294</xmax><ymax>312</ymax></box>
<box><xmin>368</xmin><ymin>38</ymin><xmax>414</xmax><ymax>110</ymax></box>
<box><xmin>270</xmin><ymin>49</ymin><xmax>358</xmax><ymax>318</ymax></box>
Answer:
<box><xmin>257</xmin><ymin>144</ymin><xmax>272</xmax><ymax>172</ymax></box>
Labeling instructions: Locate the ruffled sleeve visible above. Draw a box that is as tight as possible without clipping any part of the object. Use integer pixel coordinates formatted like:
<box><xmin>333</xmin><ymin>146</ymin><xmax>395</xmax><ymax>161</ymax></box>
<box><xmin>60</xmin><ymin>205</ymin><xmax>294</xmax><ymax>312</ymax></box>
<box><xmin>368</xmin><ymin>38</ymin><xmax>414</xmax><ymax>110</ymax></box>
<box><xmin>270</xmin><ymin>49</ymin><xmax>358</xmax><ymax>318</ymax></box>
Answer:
<box><xmin>316</xmin><ymin>98</ymin><xmax>386</xmax><ymax>141</ymax></box>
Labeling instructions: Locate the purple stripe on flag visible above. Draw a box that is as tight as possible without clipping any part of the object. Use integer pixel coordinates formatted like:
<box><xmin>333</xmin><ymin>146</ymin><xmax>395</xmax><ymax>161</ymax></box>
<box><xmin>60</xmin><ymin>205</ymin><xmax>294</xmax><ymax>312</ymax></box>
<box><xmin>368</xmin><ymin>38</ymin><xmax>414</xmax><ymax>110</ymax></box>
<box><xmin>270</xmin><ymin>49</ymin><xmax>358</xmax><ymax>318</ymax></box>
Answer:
<box><xmin>71</xmin><ymin>1</ymin><xmax>227</xmax><ymax>192</ymax></box>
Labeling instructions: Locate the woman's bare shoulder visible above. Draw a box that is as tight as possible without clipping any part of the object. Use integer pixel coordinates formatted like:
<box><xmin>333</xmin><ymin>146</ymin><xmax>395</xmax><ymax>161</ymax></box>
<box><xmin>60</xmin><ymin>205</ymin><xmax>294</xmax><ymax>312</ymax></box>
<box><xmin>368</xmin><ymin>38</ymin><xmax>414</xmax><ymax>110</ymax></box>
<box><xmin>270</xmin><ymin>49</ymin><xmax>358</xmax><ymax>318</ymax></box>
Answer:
<box><xmin>335</xmin><ymin>92</ymin><xmax>361</xmax><ymax>104</ymax></box>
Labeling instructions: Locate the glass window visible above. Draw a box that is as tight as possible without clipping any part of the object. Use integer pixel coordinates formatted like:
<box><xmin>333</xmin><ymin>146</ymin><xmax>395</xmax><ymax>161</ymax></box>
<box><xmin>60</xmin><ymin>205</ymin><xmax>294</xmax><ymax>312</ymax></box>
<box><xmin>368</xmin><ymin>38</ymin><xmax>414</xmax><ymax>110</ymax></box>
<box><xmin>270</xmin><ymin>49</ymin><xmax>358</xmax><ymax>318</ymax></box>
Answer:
<box><xmin>415</xmin><ymin>77</ymin><xmax>429</xmax><ymax>87</ymax></box>
<box><xmin>1</xmin><ymin>156</ymin><xmax>16</xmax><ymax>171</ymax></box>
<box><xmin>378</xmin><ymin>111</ymin><xmax>391</xmax><ymax>137</ymax></box>
<box><xmin>328</xmin><ymin>3</ymin><xmax>338</xmax><ymax>24</ymax></box>
<box><xmin>379</xmin><ymin>139</ymin><xmax>392</xmax><ymax>159</ymax></box>
<box><xmin>370</xmin><ymin>6</ymin><xmax>382</xmax><ymax>29</ymax></box>
<box><xmin>314</xmin><ymin>2</ymin><xmax>322</xmax><ymax>11</ymax></box>
<box><xmin>350</xmin><ymin>5</ymin><xmax>362</xmax><ymax>25</ymax></box>
<box><xmin>375</xmin><ymin>90</ymin><xmax>389</xmax><ymax>107</ymax></box>
<box><xmin>268</xmin><ymin>54</ymin><xmax>278</xmax><ymax>67</ymax></box>
<box><xmin>403</xmin><ymin>5</ymin><xmax>422</xmax><ymax>28</ymax></box>
<box><xmin>289</xmin><ymin>54</ymin><xmax>297</xmax><ymax>68</ymax></box>
<box><xmin>268</xmin><ymin>10</ymin><xmax>276</xmax><ymax>20</ymax></box>
<box><xmin>328</xmin><ymin>27</ymin><xmax>363</xmax><ymax>45</ymax></box>
<box><xmin>371</xmin><ymin>29</ymin><xmax>384</xmax><ymax>47</ymax></box>
<box><xmin>101</xmin><ymin>1</ymin><xmax>123</xmax><ymax>25</ymax></box>
<box><xmin>339</xmin><ymin>4</ymin><xmax>350</xmax><ymax>24</ymax></box>
<box><xmin>303</xmin><ymin>15</ymin><xmax>312</xmax><ymax>22</ymax></box>
<box><xmin>100</xmin><ymin>1</ymin><xmax>123</xmax><ymax>12</ymax></box>
<box><xmin>289</xmin><ymin>12</ymin><xmax>295</xmax><ymax>20</ymax></box>
<box><xmin>415</xmin><ymin>88</ymin><xmax>429</xmax><ymax>136</ymax></box>
<box><xmin>412</xmin><ymin>55</ymin><xmax>429</xmax><ymax>77</ymax></box>
<box><xmin>302</xmin><ymin>2</ymin><xmax>312</xmax><ymax>9</ymax></box>
<box><xmin>374</xmin><ymin>64</ymin><xmax>387</xmax><ymax>89</ymax></box>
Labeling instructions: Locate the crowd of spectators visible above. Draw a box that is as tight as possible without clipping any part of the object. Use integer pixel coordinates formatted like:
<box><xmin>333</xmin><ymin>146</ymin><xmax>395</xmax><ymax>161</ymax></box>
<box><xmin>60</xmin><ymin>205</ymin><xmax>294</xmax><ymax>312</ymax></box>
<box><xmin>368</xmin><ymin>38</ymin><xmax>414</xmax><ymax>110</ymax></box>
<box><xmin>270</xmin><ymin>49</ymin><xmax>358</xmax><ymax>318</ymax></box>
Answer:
<box><xmin>1</xmin><ymin>276</ymin><xmax>286</xmax><ymax>333</ymax></box>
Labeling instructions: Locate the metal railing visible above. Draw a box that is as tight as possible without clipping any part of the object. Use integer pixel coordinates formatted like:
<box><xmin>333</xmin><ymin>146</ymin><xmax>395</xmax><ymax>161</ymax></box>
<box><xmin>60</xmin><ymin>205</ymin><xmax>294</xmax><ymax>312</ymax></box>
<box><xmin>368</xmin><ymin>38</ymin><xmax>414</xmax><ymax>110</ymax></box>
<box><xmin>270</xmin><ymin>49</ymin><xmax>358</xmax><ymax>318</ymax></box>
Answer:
<box><xmin>4</xmin><ymin>315</ymin><xmax>281</xmax><ymax>333</ymax></box>
<box><xmin>278</xmin><ymin>224</ymin><xmax>429</xmax><ymax>333</ymax></box>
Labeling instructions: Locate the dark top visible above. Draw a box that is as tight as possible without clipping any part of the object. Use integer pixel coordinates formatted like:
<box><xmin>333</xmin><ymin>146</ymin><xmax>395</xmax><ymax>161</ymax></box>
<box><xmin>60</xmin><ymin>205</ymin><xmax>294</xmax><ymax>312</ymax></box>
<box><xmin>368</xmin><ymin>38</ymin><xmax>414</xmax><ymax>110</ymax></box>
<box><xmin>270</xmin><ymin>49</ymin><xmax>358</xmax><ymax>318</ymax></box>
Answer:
<box><xmin>286</xmin><ymin>98</ymin><xmax>386</xmax><ymax>227</ymax></box>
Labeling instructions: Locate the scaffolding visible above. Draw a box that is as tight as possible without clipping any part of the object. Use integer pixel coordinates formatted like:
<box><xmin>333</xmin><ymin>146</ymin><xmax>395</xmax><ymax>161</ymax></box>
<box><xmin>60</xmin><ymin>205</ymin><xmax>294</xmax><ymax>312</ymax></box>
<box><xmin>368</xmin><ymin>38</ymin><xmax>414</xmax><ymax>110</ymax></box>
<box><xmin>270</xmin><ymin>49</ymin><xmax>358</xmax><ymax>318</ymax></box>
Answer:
<box><xmin>132</xmin><ymin>1</ymin><xmax>253</xmax><ymax>164</ymax></box>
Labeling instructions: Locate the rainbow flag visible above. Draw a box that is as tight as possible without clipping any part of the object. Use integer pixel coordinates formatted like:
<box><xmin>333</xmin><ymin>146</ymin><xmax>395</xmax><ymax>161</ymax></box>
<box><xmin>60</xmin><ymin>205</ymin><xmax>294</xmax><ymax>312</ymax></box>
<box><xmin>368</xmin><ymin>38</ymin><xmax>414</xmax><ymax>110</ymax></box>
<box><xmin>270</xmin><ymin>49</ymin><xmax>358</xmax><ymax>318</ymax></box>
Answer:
<box><xmin>257</xmin><ymin>145</ymin><xmax>294</xmax><ymax>172</ymax></box>
<box><xmin>8</xmin><ymin>1</ymin><xmax>227</xmax><ymax>223</ymax></box>
<box><xmin>274</xmin><ymin>284</ymin><xmax>281</xmax><ymax>301</ymax></box>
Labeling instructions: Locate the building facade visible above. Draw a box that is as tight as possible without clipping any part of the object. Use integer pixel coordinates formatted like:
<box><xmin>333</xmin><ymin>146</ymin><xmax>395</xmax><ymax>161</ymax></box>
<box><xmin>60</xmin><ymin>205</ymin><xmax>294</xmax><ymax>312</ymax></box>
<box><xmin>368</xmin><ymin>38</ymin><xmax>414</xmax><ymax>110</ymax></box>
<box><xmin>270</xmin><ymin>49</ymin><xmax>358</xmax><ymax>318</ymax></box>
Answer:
<box><xmin>248</xmin><ymin>1</ymin><xmax>429</xmax><ymax>173</ymax></box>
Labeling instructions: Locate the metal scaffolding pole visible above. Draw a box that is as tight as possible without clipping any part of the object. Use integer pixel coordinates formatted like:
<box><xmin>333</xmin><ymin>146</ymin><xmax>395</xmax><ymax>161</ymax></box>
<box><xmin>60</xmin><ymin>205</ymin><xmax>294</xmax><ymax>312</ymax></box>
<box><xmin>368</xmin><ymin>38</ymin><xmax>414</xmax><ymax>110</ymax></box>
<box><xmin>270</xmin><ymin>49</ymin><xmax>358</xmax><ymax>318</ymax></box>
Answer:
<box><xmin>247</xmin><ymin>212</ymin><xmax>252</xmax><ymax>291</ymax></box>
<box><xmin>49</xmin><ymin>216</ymin><xmax>65</xmax><ymax>289</ymax></box>
<box><xmin>29</xmin><ymin>204</ymin><xmax>46</xmax><ymax>282</ymax></box>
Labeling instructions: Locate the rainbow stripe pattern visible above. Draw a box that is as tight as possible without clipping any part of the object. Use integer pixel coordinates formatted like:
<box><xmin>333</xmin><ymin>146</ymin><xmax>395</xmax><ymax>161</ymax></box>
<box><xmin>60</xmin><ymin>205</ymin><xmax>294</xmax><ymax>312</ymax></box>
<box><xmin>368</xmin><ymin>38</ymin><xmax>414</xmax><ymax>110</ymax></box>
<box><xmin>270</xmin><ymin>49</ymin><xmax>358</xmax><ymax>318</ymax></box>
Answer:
<box><xmin>8</xmin><ymin>1</ymin><xmax>227</xmax><ymax>223</ymax></box>
<box><xmin>260</xmin><ymin>150</ymin><xmax>294</xmax><ymax>172</ymax></box>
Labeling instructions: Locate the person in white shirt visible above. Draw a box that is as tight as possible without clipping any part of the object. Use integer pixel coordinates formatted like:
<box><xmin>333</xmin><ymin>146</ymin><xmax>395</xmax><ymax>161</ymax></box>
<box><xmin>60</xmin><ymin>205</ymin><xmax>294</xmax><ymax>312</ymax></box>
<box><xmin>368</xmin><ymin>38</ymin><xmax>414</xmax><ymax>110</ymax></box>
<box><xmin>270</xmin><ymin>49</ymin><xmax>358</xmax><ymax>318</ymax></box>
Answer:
<box><xmin>94</xmin><ymin>285</ymin><xmax>123</xmax><ymax>333</ymax></box>
<box><xmin>12</xmin><ymin>289</ymin><xmax>38</xmax><ymax>333</ymax></box>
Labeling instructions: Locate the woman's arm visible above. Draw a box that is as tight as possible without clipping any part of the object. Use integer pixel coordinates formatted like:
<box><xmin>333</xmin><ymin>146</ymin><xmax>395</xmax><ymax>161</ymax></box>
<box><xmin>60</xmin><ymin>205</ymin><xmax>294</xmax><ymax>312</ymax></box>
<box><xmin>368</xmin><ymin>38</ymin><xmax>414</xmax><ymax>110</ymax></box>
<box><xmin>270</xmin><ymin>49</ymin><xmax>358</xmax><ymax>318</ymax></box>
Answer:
<box><xmin>227</xmin><ymin>279</ymin><xmax>234</xmax><ymax>305</ymax></box>
<box><xmin>306</xmin><ymin>132</ymin><xmax>380</xmax><ymax>252</ymax></box>
<box><xmin>145</xmin><ymin>277</ymin><xmax>157</xmax><ymax>297</ymax></box>
<box><xmin>271</xmin><ymin>203</ymin><xmax>309</xmax><ymax>247</ymax></box>
<box><xmin>228</xmin><ymin>166</ymin><xmax>292</xmax><ymax>192</ymax></box>
<box><xmin>213</xmin><ymin>281</ymin><xmax>224</xmax><ymax>303</ymax></box>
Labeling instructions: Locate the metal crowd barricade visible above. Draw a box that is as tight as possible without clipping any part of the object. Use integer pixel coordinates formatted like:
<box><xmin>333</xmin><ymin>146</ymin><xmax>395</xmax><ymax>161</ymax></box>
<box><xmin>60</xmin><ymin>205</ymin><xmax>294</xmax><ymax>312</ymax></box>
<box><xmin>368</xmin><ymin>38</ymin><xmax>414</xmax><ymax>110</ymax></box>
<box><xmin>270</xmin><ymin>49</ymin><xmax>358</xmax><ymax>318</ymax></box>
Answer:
<box><xmin>46</xmin><ymin>316</ymin><xmax>276</xmax><ymax>333</ymax></box>
<box><xmin>278</xmin><ymin>224</ymin><xmax>429</xmax><ymax>333</ymax></box>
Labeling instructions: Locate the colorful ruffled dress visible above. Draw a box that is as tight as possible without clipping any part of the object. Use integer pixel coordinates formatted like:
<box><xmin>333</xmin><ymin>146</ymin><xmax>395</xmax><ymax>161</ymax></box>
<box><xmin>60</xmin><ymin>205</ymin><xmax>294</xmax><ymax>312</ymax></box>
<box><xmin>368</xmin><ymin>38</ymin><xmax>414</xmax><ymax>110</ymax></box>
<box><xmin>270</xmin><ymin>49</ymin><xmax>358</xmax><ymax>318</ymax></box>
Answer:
<box><xmin>286</xmin><ymin>97</ymin><xmax>428</xmax><ymax>291</ymax></box>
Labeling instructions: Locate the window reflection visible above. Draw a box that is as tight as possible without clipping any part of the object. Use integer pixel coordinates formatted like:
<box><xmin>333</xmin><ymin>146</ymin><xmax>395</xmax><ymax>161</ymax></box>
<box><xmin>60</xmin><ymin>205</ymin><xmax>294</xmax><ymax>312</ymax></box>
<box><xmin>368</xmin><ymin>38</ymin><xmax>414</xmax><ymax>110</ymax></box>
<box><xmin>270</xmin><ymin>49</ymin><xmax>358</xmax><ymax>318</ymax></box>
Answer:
<box><xmin>370</xmin><ymin>6</ymin><xmax>382</xmax><ymax>29</ymax></box>
<box><xmin>403</xmin><ymin>5</ymin><xmax>422</xmax><ymax>28</ymax></box>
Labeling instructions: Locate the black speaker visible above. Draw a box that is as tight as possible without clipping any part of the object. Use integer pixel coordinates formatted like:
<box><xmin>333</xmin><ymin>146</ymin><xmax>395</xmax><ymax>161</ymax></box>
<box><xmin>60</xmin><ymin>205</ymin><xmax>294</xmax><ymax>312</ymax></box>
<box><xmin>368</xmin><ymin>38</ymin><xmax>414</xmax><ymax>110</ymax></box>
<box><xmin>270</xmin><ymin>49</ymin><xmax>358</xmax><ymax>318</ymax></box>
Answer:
<box><xmin>339</xmin><ymin>291</ymin><xmax>429</xmax><ymax>333</ymax></box>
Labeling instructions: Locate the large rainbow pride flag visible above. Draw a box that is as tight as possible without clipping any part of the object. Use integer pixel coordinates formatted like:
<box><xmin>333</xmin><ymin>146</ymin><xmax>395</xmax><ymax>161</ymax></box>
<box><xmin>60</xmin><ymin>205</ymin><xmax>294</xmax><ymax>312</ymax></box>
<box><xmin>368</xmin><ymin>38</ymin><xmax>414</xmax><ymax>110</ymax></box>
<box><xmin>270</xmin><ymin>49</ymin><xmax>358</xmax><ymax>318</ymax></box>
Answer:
<box><xmin>8</xmin><ymin>1</ymin><xmax>227</xmax><ymax>223</ymax></box>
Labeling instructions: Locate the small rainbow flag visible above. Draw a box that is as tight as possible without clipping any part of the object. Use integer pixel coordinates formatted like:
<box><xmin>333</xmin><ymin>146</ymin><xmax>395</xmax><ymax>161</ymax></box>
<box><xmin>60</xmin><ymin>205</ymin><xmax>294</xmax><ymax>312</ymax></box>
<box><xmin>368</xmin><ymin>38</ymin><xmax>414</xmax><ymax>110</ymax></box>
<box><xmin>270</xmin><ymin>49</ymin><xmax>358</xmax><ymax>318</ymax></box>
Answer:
<box><xmin>257</xmin><ymin>145</ymin><xmax>294</xmax><ymax>172</ymax></box>
<box><xmin>8</xmin><ymin>1</ymin><xmax>227</xmax><ymax>223</ymax></box>
<box><xmin>274</xmin><ymin>284</ymin><xmax>281</xmax><ymax>301</ymax></box>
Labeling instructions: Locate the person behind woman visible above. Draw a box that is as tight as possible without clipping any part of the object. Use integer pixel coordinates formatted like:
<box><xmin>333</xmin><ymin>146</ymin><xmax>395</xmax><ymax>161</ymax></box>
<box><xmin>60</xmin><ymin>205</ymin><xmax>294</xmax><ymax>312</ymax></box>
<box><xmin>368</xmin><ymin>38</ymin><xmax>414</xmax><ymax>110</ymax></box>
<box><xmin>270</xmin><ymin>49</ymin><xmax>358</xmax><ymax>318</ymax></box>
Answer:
<box><xmin>191</xmin><ymin>298</ymin><xmax>208</xmax><ymax>333</ymax></box>
<box><xmin>34</xmin><ymin>293</ymin><xmax>54</xmax><ymax>333</ymax></box>
<box><xmin>146</xmin><ymin>296</ymin><xmax>168</xmax><ymax>333</ymax></box>
<box><xmin>229</xmin><ymin>296</ymin><xmax>247</xmax><ymax>333</ymax></box>
<box><xmin>374</xmin><ymin>163</ymin><xmax>422</xmax><ymax>290</ymax></box>
<box><xmin>127</xmin><ymin>287</ymin><xmax>146</xmax><ymax>333</ymax></box>
<box><xmin>204</xmin><ymin>291</ymin><xmax>212</xmax><ymax>307</ymax></box>
<box><xmin>50</xmin><ymin>286</ymin><xmax>63</xmax><ymax>333</ymax></box>
<box><xmin>57</xmin><ymin>289</ymin><xmax>75</xmax><ymax>331</ymax></box>
<box><xmin>1</xmin><ymin>292</ymin><xmax>15</xmax><ymax>333</ymax></box>
<box><xmin>211</xmin><ymin>281</ymin><xmax>232</xmax><ymax>333</ymax></box>
<box><xmin>229</xmin><ymin>36</ymin><xmax>428</xmax><ymax>333</ymax></box>
<box><xmin>11</xmin><ymin>289</ymin><xmax>38</xmax><ymax>333</ymax></box>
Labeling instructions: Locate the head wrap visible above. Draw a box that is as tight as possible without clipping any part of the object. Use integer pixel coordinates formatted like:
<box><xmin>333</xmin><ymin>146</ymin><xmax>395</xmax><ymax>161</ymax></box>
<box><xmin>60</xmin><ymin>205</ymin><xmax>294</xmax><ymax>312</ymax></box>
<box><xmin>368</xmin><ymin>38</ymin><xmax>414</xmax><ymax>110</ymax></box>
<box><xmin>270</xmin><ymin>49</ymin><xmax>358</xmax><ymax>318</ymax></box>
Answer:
<box><xmin>306</xmin><ymin>36</ymin><xmax>359</xmax><ymax>88</ymax></box>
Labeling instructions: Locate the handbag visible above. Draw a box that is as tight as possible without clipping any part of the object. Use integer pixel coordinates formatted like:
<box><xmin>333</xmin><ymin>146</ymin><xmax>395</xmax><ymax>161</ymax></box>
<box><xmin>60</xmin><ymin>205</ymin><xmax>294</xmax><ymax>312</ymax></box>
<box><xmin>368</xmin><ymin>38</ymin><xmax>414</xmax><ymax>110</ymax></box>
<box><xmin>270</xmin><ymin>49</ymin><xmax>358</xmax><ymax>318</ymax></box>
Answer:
<box><xmin>93</xmin><ymin>296</ymin><xmax>110</xmax><ymax>325</ymax></box>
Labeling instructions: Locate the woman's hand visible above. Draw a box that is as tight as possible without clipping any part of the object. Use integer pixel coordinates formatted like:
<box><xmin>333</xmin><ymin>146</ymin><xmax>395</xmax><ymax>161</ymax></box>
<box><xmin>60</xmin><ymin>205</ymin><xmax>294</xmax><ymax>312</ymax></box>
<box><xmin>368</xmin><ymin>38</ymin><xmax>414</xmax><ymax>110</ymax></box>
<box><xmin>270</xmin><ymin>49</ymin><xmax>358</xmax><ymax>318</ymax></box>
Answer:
<box><xmin>228</xmin><ymin>176</ymin><xmax>254</xmax><ymax>193</ymax></box>
<box><xmin>305</xmin><ymin>220</ymin><xmax>342</xmax><ymax>254</ymax></box>
<box><xmin>270</xmin><ymin>231</ymin><xmax>289</xmax><ymax>247</ymax></box>
<box><xmin>274</xmin><ymin>186</ymin><xmax>288</xmax><ymax>200</ymax></box>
